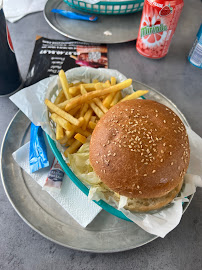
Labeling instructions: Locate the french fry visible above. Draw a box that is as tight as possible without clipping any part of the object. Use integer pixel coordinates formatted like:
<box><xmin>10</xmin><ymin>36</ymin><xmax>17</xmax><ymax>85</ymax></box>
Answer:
<box><xmin>69</xmin><ymin>83</ymin><xmax>96</xmax><ymax>95</ymax></box>
<box><xmin>74</xmin><ymin>133</ymin><xmax>87</xmax><ymax>144</ymax></box>
<box><xmin>102</xmin><ymin>78</ymin><xmax>117</xmax><ymax>108</ymax></box>
<box><xmin>65</xmin><ymin>138</ymin><xmax>76</xmax><ymax>147</ymax></box>
<box><xmin>120</xmin><ymin>90</ymin><xmax>149</xmax><ymax>102</ymax></box>
<box><xmin>89</xmin><ymin>102</ymin><xmax>104</xmax><ymax>118</ymax></box>
<box><xmin>60</xmin><ymin>135</ymin><xmax>69</xmax><ymax>144</ymax></box>
<box><xmin>83</xmin><ymin>108</ymin><xmax>93</xmax><ymax>130</ymax></box>
<box><xmin>65</xmin><ymin>79</ymin><xmax>132</xmax><ymax>112</ymax></box>
<box><xmin>56</xmin><ymin>123</ymin><xmax>64</xmax><ymax>140</ymax></box>
<box><xmin>64</xmin><ymin>140</ymin><xmax>82</xmax><ymax>156</ymax></box>
<box><xmin>57</xmin><ymin>76</ymin><xmax>62</xmax><ymax>91</ymax></box>
<box><xmin>51</xmin><ymin>113</ymin><xmax>73</xmax><ymax>131</ymax></box>
<box><xmin>69</xmin><ymin>82</ymin><xmax>84</xmax><ymax>97</ymax></box>
<box><xmin>57</xmin><ymin>95</ymin><xmax>81</xmax><ymax>110</ymax></box>
<box><xmin>88</xmin><ymin>121</ymin><xmax>96</xmax><ymax>130</ymax></box>
<box><xmin>94</xmin><ymin>98</ymin><xmax>108</xmax><ymax>113</ymax></box>
<box><xmin>102</xmin><ymin>92</ymin><xmax>116</xmax><ymax>108</ymax></box>
<box><xmin>75</xmin><ymin>128</ymin><xmax>91</xmax><ymax>137</ymax></box>
<box><xmin>110</xmin><ymin>91</ymin><xmax>122</xmax><ymax>107</ymax></box>
<box><xmin>111</xmin><ymin>77</ymin><xmax>116</xmax><ymax>86</ymax></box>
<box><xmin>65</xmin><ymin>130</ymin><xmax>75</xmax><ymax>140</ymax></box>
<box><xmin>54</xmin><ymin>90</ymin><xmax>66</xmax><ymax>105</ymax></box>
<box><xmin>45</xmin><ymin>99</ymin><xmax>80</xmax><ymax>126</ymax></box>
<box><xmin>80</xmin><ymin>85</ymin><xmax>104</xmax><ymax>119</ymax></box>
<box><xmin>59</xmin><ymin>70</ymin><xmax>72</xmax><ymax>100</ymax></box>
<box><xmin>94</xmin><ymin>82</ymin><xmax>103</xmax><ymax>90</ymax></box>
<box><xmin>69</xmin><ymin>82</ymin><xmax>84</xmax><ymax>95</ymax></box>
<box><xmin>77</xmin><ymin>117</ymin><xmax>85</xmax><ymax>128</ymax></box>
<box><xmin>80</xmin><ymin>84</ymin><xmax>87</xmax><ymax>95</ymax></box>
<box><xmin>69</xmin><ymin>82</ymin><xmax>111</xmax><ymax>95</ymax></box>
<box><xmin>104</xmin><ymin>80</ymin><xmax>111</xmax><ymax>87</ymax></box>
<box><xmin>90</xmin><ymin>116</ymin><xmax>96</xmax><ymax>122</ymax></box>
<box><xmin>79</xmin><ymin>103</ymin><xmax>89</xmax><ymax>117</ymax></box>
<box><xmin>63</xmin><ymin>118</ymin><xmax>87</xmax><ymax>139</ymax></box>
<box><xmin>69</xmin><ymin>86</ymin><xmax>80</xmax><ymax>96</ymax></box>
<box><xmin>68</xmin><ymin>106</ymin><xmax>81</xmax><ymax>116</ymax></box>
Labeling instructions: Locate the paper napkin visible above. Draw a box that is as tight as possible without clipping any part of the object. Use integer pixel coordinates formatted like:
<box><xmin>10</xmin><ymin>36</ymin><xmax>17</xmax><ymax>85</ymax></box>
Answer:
<box><xmin>12</xmin><ymin>140</ymin><xmax>102</xmax><ymax>227</ymax></box>
<box><xmin>3</xmin><ymin>0</ymin><xmax>47</xmax><ymax>23</ymax></box>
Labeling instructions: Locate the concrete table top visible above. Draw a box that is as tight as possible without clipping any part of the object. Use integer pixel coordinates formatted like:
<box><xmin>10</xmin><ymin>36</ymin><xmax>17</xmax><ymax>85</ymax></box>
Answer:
<box><xmin>0</xmin><ymin>0</ymin><xmax>201</xmax><ymax>269</ymax></box>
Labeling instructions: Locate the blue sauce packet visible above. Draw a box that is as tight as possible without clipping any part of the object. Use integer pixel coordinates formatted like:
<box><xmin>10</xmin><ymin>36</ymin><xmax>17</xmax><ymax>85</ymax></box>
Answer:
<box><xmin>29</xmin><ymin>123</ymin><xmax>49</xmax><ymax>173</ymax></box>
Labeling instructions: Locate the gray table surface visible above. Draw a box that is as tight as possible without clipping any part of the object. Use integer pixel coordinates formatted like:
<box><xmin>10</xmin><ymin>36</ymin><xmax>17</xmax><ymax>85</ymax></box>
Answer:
<box><xmin>0</xmin><ymin>0</ymin><xmax>202</xmax><ymax>269</ymax></box>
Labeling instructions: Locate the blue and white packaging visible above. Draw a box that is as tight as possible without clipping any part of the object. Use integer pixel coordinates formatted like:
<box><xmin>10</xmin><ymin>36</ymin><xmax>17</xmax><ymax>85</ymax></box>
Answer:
<box><xmin>29</xmin><ymin>123</ymin><xmax>49</xmax><ymax>173</ymax></box>
<box><xmin>188</xmin><ymin>24</ymin><xmax>202</xmax><ymax>69</ymax></box>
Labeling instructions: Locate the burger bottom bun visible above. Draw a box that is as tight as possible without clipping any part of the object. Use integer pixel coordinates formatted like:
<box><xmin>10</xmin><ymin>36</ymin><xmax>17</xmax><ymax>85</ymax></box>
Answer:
<box><xmin>118</xmin><ymin>179</ymin><xmax>184</xmax><ymax>212</ymax></box>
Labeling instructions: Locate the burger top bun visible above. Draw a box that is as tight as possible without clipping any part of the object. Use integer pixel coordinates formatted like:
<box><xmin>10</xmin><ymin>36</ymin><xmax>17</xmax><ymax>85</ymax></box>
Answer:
<box><xmin>89</xmin><ymin>99</ymin><xmax>190</xmax><ymax>199</ymax></box>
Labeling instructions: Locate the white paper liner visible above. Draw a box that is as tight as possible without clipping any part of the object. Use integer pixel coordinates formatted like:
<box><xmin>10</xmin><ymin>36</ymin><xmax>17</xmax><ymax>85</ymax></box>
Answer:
<box><xmin>10</xmin><ymin>67</ymin><xmax>202</xmax><ymax>237</ymax></box>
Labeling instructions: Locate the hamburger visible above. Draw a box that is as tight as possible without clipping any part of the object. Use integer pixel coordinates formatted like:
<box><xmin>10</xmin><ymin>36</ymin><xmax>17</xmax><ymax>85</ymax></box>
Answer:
<box><xmin>89</xmin><ymin>99</ymin><xmax>190</xmax><ymax>212</ymax></box>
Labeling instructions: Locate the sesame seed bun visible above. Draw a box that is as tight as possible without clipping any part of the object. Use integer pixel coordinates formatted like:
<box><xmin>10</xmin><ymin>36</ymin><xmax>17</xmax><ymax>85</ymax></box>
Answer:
<box><xmin>89</xmin><ymin>99</ymin><xmax>190</xmax><ymax>212</ymax></box>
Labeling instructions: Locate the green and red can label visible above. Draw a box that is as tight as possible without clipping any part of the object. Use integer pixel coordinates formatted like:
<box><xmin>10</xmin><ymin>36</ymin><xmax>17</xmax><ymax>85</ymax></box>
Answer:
<box><xmin>136</xmin><ymin>0</ymin><xmax>184</xmax><ymax>59</ymax></box>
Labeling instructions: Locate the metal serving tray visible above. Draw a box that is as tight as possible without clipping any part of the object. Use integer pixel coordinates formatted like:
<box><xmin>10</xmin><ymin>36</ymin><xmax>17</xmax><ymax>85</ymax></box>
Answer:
<box><xmin>1</xmin><ymin>81</ymin><xmax>193</xmax><ymax>252</ymax></box>
<box><xmin>44</xmin><ymin>0</ymin><xmax>142</xmax><ymax>44</ymax></box>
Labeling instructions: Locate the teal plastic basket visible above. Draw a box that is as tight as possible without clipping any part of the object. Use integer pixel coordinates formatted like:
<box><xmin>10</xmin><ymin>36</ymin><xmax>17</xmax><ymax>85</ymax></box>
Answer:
<box><xmin>64</xmin><ymin>0</ymin><xmax>144</xmax><ymax>15</ymax></box>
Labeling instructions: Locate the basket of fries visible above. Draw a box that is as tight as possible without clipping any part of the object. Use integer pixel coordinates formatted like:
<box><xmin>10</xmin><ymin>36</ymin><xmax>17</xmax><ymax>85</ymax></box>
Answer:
<box><xmin>64</xmin><ymin>0</ymin><xmax>144</xmax><ymax>15</ymax></box>
<box><xmin>44</xmin><ymin>67</ymin><xmax>149</xmax><ymax>221</ymax></box>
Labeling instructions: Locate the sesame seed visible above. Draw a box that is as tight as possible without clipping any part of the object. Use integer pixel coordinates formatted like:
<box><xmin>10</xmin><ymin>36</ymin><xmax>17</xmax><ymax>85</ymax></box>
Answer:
<box><xmin>144</xmin><ymin>174</ymin><xmax>147</xmax><ymax>176</ymax></box>
<box><xmin>137</xmin><ymin>185</ymin><xmax>140</xmax><ymax>189</ymax></box>
<box><xmin>163</xmin><ymin>120</ymin><xmax>166</xmax><ymax>123</ymax></box>
<box><xmin>161</xmin><ymin>150</ymin><xmax>164</xmax><ymax>153</ymax></box>
<box><xmin>96</xmin><ymin>161</ymin><xmax>99</xmax><ymax>164</ymax></box>
<box><xmin>152</xmin><ymin>170</ymin><xmax>156</xmax><ymax>173</ymax></box>
<box><xmin>160</xmin><ymin>159</ymin><xmax>164</xmax><ymax>162</ymax></box>
<box><xmin>139</xmin><ymin>191</ymin><xmax>142</xmax><ymax>194</ymax></box>
<box><xmin>171</xmin><ymin>162</ymin><xmax>174</xmax><ymax>165</ymax></box>
<box><xmin>170</xmin><ymin>152</ymin><xmax>172</xmax><ymax>155</ymax></box>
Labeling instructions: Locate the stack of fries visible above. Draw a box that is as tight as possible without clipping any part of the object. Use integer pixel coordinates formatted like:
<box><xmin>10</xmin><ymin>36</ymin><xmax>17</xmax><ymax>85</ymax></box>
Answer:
<box><xmin>45</xmin><ymin>70</ymin><xmax>149</xmax><ymax>156</ymax></box>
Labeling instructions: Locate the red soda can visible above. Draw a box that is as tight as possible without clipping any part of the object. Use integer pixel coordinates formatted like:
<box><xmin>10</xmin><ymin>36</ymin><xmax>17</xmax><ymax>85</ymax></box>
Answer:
<box><xmin>136</xmin><ymin>0</ymin><xmax>184</xmax><ymax>59</ymax></box>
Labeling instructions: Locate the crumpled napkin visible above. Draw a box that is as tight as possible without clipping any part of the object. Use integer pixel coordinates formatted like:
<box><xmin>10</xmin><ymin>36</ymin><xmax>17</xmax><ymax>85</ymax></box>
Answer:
<box><xmin>3</xmin><ymin>0</ymin><xmax>47</xmax><ymax>23</ymax></box>
<box><xmin>12</xmin><ymin>140</ymin><xmax>102</xmax><ymax>227</ymax></box>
